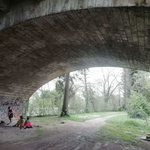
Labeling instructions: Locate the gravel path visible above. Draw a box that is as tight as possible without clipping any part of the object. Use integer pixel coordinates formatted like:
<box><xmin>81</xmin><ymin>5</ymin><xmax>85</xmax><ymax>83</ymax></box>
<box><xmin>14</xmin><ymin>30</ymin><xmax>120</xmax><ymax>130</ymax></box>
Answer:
<box><xmin>0</xmin><ymin>114</ymin><xmax>149</xmax><ymax>150</ymax></box>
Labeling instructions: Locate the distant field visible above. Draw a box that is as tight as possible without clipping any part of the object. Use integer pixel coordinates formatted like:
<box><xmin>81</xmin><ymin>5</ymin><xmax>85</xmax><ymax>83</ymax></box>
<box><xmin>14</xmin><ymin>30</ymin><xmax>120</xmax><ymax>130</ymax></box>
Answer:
<box><xmin>31</xmin><ymin>111</ymin><xmax>126</xmax><ymax>125</ymax></box>
<box><xmin>66</xmin><ymin>111</ymin><xmax>126</xmax><ymax>122</ymax></box>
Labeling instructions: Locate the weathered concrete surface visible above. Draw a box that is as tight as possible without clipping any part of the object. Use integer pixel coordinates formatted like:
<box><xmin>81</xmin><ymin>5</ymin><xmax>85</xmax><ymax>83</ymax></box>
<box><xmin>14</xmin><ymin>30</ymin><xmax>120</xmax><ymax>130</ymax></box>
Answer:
<box><xmin>0</xmin><ymin>97</ymin><xmax>24</xmax><ymax>120</ymax></box>
<box><xmin>0</xmin><ymin>0</ymin><xmax>150</xmax><ymax>102</ymax></box>
<box><xmin>0</xmin><ymin>0</ymin><xmax>150</xmax><ymax>30</ymax></box>
<box><xmin>0</xmin><ymin>7</ymin><xmax>150</xmax><ymax>100</ymax></box>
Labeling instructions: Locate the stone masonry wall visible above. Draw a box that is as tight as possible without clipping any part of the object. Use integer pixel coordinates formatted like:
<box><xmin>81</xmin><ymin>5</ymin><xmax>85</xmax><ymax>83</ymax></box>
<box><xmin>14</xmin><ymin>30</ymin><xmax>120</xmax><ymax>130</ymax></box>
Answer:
<box><xmin>0</xmin><ymin>0</ymin><xmax>150</xmax><ymax>30</ymax></box>
<box><xmin>0</xmin><ymin>7</ymin><xmax>150</xmax><ymax>100</ymax></box>
<box><xmin>0</xmin><ymin>1</ymin><xmax>150</xmax><ymax>101</ymax></box>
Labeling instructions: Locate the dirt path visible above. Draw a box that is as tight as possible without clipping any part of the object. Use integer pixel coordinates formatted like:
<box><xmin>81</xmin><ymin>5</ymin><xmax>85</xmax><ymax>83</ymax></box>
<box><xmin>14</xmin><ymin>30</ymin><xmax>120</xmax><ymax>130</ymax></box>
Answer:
<box><xmin>0</xmin><ymin>114</ymin><xmax>148</xmax><ymax>150</ymax></box>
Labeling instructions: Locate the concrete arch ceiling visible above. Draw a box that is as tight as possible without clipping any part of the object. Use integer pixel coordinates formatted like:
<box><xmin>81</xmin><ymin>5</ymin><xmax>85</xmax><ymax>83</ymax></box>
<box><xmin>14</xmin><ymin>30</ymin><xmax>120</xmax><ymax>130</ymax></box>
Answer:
<box><xmin>0</xmin><ymin>0</ymin><xmax>150</xmax><ymax>100</ymax></box>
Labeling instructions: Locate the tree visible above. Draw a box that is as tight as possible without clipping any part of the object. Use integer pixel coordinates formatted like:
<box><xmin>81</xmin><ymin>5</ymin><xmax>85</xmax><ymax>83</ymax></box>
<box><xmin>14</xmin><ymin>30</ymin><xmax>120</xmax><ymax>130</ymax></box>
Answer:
<box><xmin>126</xmin><ymin>70</ymin><xmax>150</xmax><ymax>123</ymax></box>
<box><xmin>127</xmin><ymin>91</ymin><xmax>150</xmax><ymax>124</ymax></box>
<box><xmin>83</xmin><ymin>69</ymin><xmax>89</xmax><ymax>113</ymax></box>
<box><xmin>56</xmin><ymin>72</ymin><xmax>79</xmax><ymax>116</ymax></box>
<box><xmin>122</xmin><ymin>68</ymin><xmax>132</xmax><ymax>108</ymax></box>
<box><xmin>61</xmin><ymin>73</ymin><xmax>70</xmax><ymax>117</ymax></box>
<box><xmin>23</xmin><ymin>100</ymin><xmax>29</xmax><ymax>117</ymax></box>
<box><xmin>99</xmin><ymin>69</ymin><xmax>122</xmax><ymax>110</ymax></box>
<box><xmin>78</xmin><ymin>69</ymin><xmax>90</xmax><ymax>113</ymax></box>
<box><xmin>131</xmin><ymin>70</ymin><xmax>150</xmax><ymax>102</ymax></box>
<box><xmin>28</xmin><ymin>89</ymin><xmax>61</xmax><ymax>116</ymax></box>
<box><xmin>28</xmin><ymin>67</ymin><xmax>126</xmax><ymax>116</ymax></box>
<box><xmin>87</xmin><ymin>85</ymin><xmax>97</xmax><ymax>112</ymax></box>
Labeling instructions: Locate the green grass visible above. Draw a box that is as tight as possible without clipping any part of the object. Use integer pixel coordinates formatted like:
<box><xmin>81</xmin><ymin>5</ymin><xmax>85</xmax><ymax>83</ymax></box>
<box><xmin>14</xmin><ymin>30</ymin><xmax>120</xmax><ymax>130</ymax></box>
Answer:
<box><xmin>34</xmin><ymin>128</ymin><xmax>47</xmax><ymax>134</ymax></box>
<box><xmin>30</xmin><ymin>111</ymin><xmax>124</xmax><ymax>125</ymax></box>
<box><xmin>66</xmin><ymin>111</ymin><xmax>125</xmax><ymax>122</ymax></box>
<box><xmin>31</xmin><ymin>115</ymin><xmax>59</xmax><ymax>125</ymax></box>
<box><xmin>99</xmin><ymin>115</ymin><xmax>150</xmax><ymax>143</ymax></box>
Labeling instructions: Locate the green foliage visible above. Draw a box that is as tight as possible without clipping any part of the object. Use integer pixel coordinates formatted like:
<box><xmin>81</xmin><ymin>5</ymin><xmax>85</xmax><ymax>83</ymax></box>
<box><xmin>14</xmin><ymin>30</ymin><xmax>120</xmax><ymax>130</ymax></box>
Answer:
<box><xmin>56</xmin><ymin>74</ymin><xmax>78</xmax><ymax>100</ymax></box>
<box><xmin>23</xmin><ymin>100</ymin><xmax>29</xmax><ymax>117</ymax></box>
<box><xmin>99</xmin><ymin>115</ymin><xmax>150</xmax><ymax>143</ymax></box>
<box><xmin>124</xmin><ymin>120</ymin><xmax>142</xmax><ymax>127</ymax></box>
<box><xmin>131</xmin><ymin>71</ymin><xmax>150</xmax><ymax>102</ymax></box>
<box><xmin>127</xmin><ymin>91</ymin><xmax>150</xmax><ymax>119</ymax></box>
<box><xmin>55</xmin><ymin>75</ymin><xmax>65</xmax><ymax>100</ymax></box>
<box><xmin>34</xmin><ymin>128</ymin><xmax>47</xmax><ymax>134</ymax></box>
<box><xmin>69</xmin><ymin>95</ymin><xmax>85</xmax><ymax>114</ymax></box>
<box><xmin>28</xmin><ymin>68</ymin><xmax>125</xmax><ymax>116</ymax></box>
<box><xmin>31</xmin><ymin>115</ymin><xmax>58</xmax><ymax>125</ymax></box>
<box><xmin>28</xmin><ymin>90</ymin><xmax>62</xmax><ymax>116</ymax></box>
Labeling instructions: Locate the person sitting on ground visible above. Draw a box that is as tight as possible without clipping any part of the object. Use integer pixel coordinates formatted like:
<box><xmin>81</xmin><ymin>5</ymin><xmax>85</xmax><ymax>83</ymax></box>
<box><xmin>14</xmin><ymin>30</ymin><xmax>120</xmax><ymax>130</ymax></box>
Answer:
<box><xmin>13</xmin><ymin>115</ymin><xmax>24</xmax><ymax>129</ymax></box>
<box><xmin>24</xmin><ymin>116</ymin><xmax>32</xmax><ymax>129</ymax></box>
<box><xmin>0</xmin><ymin>120</ymin><xmax>5</xmax><ymax>126</ymax></box>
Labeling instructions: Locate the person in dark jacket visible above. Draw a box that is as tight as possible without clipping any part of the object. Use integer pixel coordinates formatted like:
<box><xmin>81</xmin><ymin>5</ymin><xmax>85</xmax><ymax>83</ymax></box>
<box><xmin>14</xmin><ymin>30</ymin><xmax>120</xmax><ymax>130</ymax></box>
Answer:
<box><xmin>8</xmin><ymin>106</ymin><xmax>13</xmax><ymax>124</ymax></box>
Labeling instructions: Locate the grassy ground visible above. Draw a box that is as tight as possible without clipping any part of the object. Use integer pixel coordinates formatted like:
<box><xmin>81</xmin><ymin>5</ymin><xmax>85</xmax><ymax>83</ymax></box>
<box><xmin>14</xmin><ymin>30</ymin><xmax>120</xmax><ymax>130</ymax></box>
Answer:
<box><xmin>31</xmin><ymin>112</ymin><xmax>123</xmax><ymax>134</ymax></box>
<box><xmin>99</xmin><ymin>115</ymin><xmax>150</xmax><ymax>143</ymax></box>
<box><xmin>66</xmin><ymin>111</ymin><xmax>124</xmax><ymax>122</ymax></box>
<box><xmin>31</xmin><ymin>116</ymin><xmax>60</xmax><ymax>126</ymax></box>
<box><xmin>31</xmin><ymin>112</ymin><xmax>124</xmax><ymax>136</ymax></box>
<box><xmin>30</xmin><ymin>111</ymin><xmax>123</xmax><ymax>125</ymax></box>
<box><xmin>31</xmin><ymin>111</ymin><xmax>150</xmax><ymax>148</ymax></box>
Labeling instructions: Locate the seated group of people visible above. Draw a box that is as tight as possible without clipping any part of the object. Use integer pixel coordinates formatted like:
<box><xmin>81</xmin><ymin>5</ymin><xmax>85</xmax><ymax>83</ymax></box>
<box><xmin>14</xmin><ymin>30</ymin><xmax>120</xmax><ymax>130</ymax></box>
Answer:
<box><xmin>13</xmin><ymin>116</ymin><xmax>32</xmax><ymax>129</ymax></box>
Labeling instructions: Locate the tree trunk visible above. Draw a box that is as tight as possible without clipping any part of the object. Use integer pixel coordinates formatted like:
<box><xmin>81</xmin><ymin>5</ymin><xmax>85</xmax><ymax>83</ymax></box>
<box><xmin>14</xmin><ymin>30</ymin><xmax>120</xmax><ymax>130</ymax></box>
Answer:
<box><xmin>91</xmin><ymin>100</ymin><xmax>96</xmax><ymax>112</ymax></box>
<box><xmin>83</xmin><ymin>69</ymin><xmax>89</xmax><ymax>113</ymax></box>
<box><xmin>23</xmin><ymin>100</ymin><xmax>29</xmax><ymax>117</ymax></box>
<box><xmin>118</xmin><ymin>87</ymin><xmax>121</xmax><ymax>108</ymax></box>
<box><xmin>61</xmin><ymin>73</ymin><xmax>70</xmax><ymax>117</ymax></box>
<box><xmin>104</xmin><ymin>95</ymin><xmax>109</xmax><ymax>111</ymax></box>
<box><xmin>123</xmin><ymin>68</ymin><xmax>132</xmax><ymax>109</ymax></box>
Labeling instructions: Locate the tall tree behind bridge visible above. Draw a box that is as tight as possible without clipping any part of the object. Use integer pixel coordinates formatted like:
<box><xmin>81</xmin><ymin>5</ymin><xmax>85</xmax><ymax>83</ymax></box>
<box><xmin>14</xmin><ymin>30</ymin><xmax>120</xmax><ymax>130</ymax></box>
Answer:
<box><xmin>122</xmin><ymin>68</ymin><xmax>137</xmax><ymax>108</ymax></box>
<box><xmin>61</xmin><ymin>73</ymin><xmax>70</xmax><ymax>117</ymax></box>
<box><xmin>98</xmin><ymin>69</ymin><xmax>122</xmax><ymax>110</ymax></box>
<box><xmin>78</xmin><ymin>69</ymin><xmax>90</xmax><ymax>113</ymax></box>
<box><xmin>56</xmin><ymin>72</ymin><xmax>78</xmax><ymax>116</ymax></box>
<box><xmin>122</xmin><ymin>69</ymin><xmax>131</xmax><ymax>108</ymax></box>
<box><xmin>131</xmin><ymin>70</ymin><xmax>150</xmax><ymax>102</ymax></box>
<box><xmin>83</xmin><ymin>69</ymin><xmax>89</xmax><ymax>113</ymax></box>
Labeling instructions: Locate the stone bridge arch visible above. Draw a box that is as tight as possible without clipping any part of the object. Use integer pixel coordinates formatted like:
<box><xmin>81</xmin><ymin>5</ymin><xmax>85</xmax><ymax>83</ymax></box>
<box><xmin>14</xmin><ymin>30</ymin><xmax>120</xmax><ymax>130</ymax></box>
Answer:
<box><xmin>0</xmin><ymin>0</ymin><xmax>150</xmax><ymax>117</ymax></box>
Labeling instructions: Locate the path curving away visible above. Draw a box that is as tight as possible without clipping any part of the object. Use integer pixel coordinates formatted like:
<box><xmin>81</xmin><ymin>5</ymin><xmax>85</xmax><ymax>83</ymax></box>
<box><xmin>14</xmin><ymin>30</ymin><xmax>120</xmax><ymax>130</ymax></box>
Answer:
<box><xmin>0</xmin><ymin>114</ymin><xmax>138</xmax><ymax>150</ymax></box>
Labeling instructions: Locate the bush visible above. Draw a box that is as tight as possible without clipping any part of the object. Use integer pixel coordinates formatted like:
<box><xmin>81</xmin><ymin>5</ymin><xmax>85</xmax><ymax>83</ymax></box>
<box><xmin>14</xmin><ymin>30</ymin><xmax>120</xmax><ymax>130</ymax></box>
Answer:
<box><xmin>127</xmin><ymin>91</ymin><xmax>150</xmax><ymax>119</ymax></box>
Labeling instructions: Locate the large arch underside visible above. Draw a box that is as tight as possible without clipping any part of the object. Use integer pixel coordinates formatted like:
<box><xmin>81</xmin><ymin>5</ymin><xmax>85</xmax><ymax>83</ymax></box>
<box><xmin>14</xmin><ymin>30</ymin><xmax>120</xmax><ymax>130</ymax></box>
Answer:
<box><xmin>0</xmin><ymin>0</ymin><xmax>150</xmax><ymax>30</ymax></box>
<box><xmin>0</xmin><ymin>7</ymin><xmax>150</xmax><ymax>100</ymax></box>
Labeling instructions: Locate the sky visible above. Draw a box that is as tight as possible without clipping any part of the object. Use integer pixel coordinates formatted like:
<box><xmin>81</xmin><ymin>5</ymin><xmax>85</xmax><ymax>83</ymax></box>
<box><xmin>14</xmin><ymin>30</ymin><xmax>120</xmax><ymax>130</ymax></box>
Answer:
<box><xmin>80</xmin><ymin>67</ymin><xmax>122</xmax><ymax>84</ymax></box>
<box><xmin>35</xmin><ymin>67</ymin><xmax>123</xmax><ymax>93</ymax></box>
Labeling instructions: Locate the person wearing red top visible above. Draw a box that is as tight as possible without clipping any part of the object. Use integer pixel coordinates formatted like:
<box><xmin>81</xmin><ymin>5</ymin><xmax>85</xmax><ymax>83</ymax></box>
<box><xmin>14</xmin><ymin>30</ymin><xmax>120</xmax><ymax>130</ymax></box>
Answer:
<box><xmin>24</xmin><ymin>116</ymin><xmax>32</xmax><ymax>129</ymax></box>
